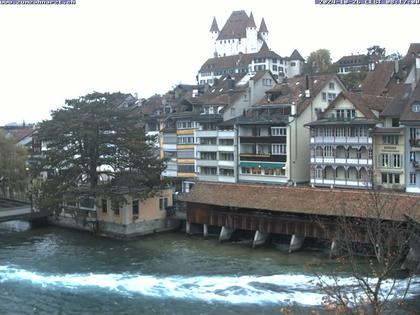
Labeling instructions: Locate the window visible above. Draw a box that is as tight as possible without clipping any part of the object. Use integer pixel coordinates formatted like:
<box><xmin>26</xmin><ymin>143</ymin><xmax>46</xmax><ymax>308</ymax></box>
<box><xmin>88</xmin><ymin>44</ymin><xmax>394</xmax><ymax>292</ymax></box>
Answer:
<box><xmin>219</xmin><ymin>138</ymin><xmax>233</xmax><ymax>145</ymax></box>
<box><xmin>327</xmin><ymin>93</ymin><xmax>336</xmax><ymax>104</ymax></box>
<box><xmin>322</xmin><ymin>92</ymin><xmax>327</xmax><ymax>102</ymax></box>
<box><xmin>101</xmin><ymin>199</ymin><xmax>107</xmax><ymax>214</ymax></box>
<box><xmin>272</xmin><ymin>65</ymin><xmax>278</xmax><ymax>71</ymax></box>
<box><xmin>392</xmin><ymin>154</ymin><xmax>401</xmax><ymax>168</ymax></box>
<box><xmin>241</xmin><ymin>167</ymin><xmax>251</xmax><ymax>174</ymax></box>
<box><xmin>291</xmin><ymin>62</ymin><xmax>296</xmax><ymax>67</ymax></box>
<box><xmin>200</xmin><ymin>152</ymin><xmax>217</xmax><ymax>160</ymax></box>
<box><xmin>178</xmin><ymin>136</ymin><xmax>194</xmax><ymax>144</ymax></box>
<box><xmin>336</xmin><ymin>109</ymin><xmax>345</xmax><ymax>120</ymax></box>
<box><xmin>159</xmin><ymin>197</ymin><xmax>168</xmax><ymax>211</ymax></box>
<box><xmin>178</xmin><ymin>165</ymin><xmax>195</xmax><ymax>173</ymax></box>
<box><xmin>220</xmin><ymin>152</ymin><xmax>234</xmax><ymax>160</ymax></box>
<box><xmin>272</xmin><ymin>144</ymin><xmax>287</xmax><ymax>155</ymax></box>
<box><xmin>380</xmin><ymin>154</ymin><xmax>389</xmax><ymax>167</ymax></box>
<box><xmin>329</xmin><ymin>82</ymin><xmax>335</xmax><ymax>90</ymax></box>
<box><xmin>335</xmin><ymin>127</ymin><xmax>345</xmax><ymax>137</ymax></box>
<box><xmin>410</xmin><ymin>173</ymin><xmax>417</xmax><ymax>184</ymax></box>
<box><xmin>383</xmin><ymin>135</ymin><xmax>398</xmax><ymax>145</ymax></box>
<box><xmin>230</xmin><ymin>108</ymin><xmax>236</xmax><ymax>115</ymax></box>
<box><xmin>220</xmin><ymin>168</ymin><xmax>234</xmax><ymax>176</ymax></box>
<box><xmin>271</xmin><ymin>127</ymin><xmax>286</xmax><ymax>136</ymax></box>
<box><xmin>346</xmin><ymin>109</ymin><xmax>355</xmax><ymax>119</ymax></box>
<box><xmin>112</xmin><ymin>201</ymin><xmax>120</xmax><ymax>215</ymax></box>
<box><xmin>263</xmin><ymin>78</ymin><xmax>272</xmax><ymax>86</ymax></box>
<box><xmin>272</xmin><ymin>58</ymin><xmax>277</xmax><ymax>63</ymax></box>
<box><xmin>315</xmin><ymin>168</ymin><xmax>323</xmax><ymax>179</ymax></box>
<box><xmin>412</xmin><ymin>102</ymin><xmax>420</xmax><ymax>113</ymax></box>
<box><xmin>392</xmin><ymin>118</ymin><xmax>399</xmax><ymax>127</ymax></box>
<box><xmin>132</xmin><ymin>200</ymin><xmax>139</xmax><ymax>217</ymax></box>
<box><xmin>324</xmin><ymin>146</ymin><xmax>334</xmax><ymax>157</ymax></box>
<box><xmin>80</xmin><ymin>197</ymin><xmax>95</xmax><ymax>209</ymax></box>
<box><xmin>200</xmin><ymin>137</ymin><xmax>217</xmax><ymax>145</ymax></box>
<box><xmin>200</xmin><ymin>167</ymin><xmax>217</xmax><ymax>175</ymax></box>
<box><xmin>176</xmin><ymin>121</ymin><xmax>195</xmax><ymax>129</ymax></box>
<box><xmin>381</xmin><ymin>173</ymin><xmax>400</xmax><ymax>184</ymax></box>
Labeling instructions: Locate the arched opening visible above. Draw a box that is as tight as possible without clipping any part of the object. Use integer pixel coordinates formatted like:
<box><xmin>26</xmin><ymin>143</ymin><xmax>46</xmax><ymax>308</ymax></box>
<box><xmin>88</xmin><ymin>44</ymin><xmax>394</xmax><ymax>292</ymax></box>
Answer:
<box><xmin>335</xmin><ymin>166</ymin><xmax>346</xmax><ymax>180</ymax></box>
<box><xmin>348</xmin><ymin>167</ymin><xmax>358</xmax><ymax>181</ymax></box>
<box><xmin>324</xmin><ymin>166</ymin><xmax>334</xmax><ymax>180</ymax></box>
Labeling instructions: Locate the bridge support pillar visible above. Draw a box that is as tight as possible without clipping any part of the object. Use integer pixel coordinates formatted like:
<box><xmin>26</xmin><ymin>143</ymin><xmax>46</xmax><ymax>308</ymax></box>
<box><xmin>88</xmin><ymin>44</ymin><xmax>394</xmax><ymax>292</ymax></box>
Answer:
<box><xmin>330</xmin><ymin>239</ymin><xmax>339</xmax><ymax>259</ymax></box>
<box><xmin>252</xmin><ymin>230</ymin><xmax>269</xmax><ymax>248</ymax></box>
<box><xmin>203</xmin><ymin>224</ymin><xmax>208</xmax><ymax>238</ymax></box>
<box><xmin>219</xmin><ymin>226</ymin><xmax>234</xmax><ymax>242</ymax></box>
<box><xmin>289</xmin><ymin>234</ymin><xmax>305</xmax><ymax>253</ymax></box>
<box><xmin>186</xmin><ymin>222</ymin><xmax>202</xmax><ymax>235</ymax></box>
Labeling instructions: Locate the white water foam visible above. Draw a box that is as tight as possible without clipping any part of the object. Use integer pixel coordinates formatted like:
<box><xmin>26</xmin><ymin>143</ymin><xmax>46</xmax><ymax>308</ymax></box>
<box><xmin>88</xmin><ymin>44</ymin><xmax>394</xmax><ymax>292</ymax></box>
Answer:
<box><xmin>0</xmin><ymin>265</ymin><xmax>418</xmax><ymax>306</ymax></box>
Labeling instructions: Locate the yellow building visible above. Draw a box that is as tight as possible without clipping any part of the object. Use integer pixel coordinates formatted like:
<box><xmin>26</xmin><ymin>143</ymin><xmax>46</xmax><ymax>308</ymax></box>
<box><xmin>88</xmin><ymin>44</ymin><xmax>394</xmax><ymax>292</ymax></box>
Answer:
<box><xmin>97</xmin><ymin>189</ymin><xmax>179</xmax><ymax>238</ymax></box>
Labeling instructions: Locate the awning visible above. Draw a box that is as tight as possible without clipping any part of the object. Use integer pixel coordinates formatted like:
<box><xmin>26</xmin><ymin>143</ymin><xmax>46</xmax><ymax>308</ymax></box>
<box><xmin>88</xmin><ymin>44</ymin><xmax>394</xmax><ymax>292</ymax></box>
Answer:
<box><xmin>239</xmin><ymin>162</ymin><xmax>285</xmax><ymax>169</ymax></box>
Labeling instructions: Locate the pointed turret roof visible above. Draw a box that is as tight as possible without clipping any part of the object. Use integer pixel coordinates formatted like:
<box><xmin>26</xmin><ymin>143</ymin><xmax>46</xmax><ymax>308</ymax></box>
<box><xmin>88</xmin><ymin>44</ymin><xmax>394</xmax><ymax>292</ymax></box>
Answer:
<box><xmin>247</xmin><ymin>12</ymin><xmax>257</xmax><ymax>28</ymax></box>
<box><xmin>210</xmin><ymin>17</ymin><xmax>219</xmax><ymax>33</ymax></box>
<box><xmin>259</xmin><ymin>18</ymin><xmax>268</xmax><ymax>33</ymax></box>
<box><xmin>259</xmin><ymin>41</ymin><xmax>270</xmax><ymax>53</ymax></box>
<box><xmin>290</xmin><ymin>49</ymin><xmax>305</xmax><ymax>62</ymax></box>
<box><xmin>217</xmin><ymin>10</ymin><xmax>251</xmax><ymax>40</ymax></box>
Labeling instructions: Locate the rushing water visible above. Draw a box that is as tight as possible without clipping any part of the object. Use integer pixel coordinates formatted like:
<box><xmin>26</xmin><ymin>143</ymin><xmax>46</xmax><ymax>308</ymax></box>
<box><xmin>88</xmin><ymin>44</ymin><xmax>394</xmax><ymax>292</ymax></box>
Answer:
<box><xmin>0</xmin><ymin>221</ymin><xmax>419</xmax><ymax>315</ymax></box>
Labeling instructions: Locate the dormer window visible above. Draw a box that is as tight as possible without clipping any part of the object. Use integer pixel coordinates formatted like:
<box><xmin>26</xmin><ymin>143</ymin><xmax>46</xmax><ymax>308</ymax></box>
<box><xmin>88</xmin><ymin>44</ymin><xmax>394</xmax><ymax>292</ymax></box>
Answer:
<box><xmin>412</xmin><ymin>102</ymin><xmax>420</xmax><ymax>113</ymax></box>
<box><xmin>329</xmin><ymin>82</ymin><xmax>335</xmax><ymax>90</ymax></box>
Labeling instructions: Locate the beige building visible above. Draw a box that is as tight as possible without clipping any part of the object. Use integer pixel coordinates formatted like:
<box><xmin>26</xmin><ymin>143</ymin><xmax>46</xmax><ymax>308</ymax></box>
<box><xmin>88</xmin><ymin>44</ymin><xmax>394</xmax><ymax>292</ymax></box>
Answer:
<box><xmin>97</xmin><ymin>189</ymin><xmax>178</xmax><ymax>238</ymax></box>
<box><xmin>56</xmin><ymin>189</ymin><xmax>179</xmax><ymax>238</ymax></box>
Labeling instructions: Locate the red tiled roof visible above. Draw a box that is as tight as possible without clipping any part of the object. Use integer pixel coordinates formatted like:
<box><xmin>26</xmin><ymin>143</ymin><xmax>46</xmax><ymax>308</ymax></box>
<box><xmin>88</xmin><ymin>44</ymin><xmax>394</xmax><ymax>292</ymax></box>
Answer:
<box><xmin>181</xmin><ymin>182</ymin><xmax>420</xmax><ymax>221</ymax></box>
<box><xmin>0</xmin><ymin>126</ymin><xmax>34</xmax><ymax>143</ymax></box>
<box><xmin>406</xmin><ymin>43</ymin><xmax>420</xmax><ymax>58</ymax></box>
<box><xmin>257</xmin><ymin>74</ymin><xmax>345</xmax><ymax>115</ymax></box>
<box><xmin>361</xmin><ymin>61</ymin><xmax>395</xmax><ymax>96</ymax></box>
<box><xmin>400</xmin><ymin>82</ymin><xmax>420</xmax><ymax>122</ymax></box>
<box><xmin>247</xmin><ymin>12</ymin><xmax>256</xmax><ymax>28</ymax></box>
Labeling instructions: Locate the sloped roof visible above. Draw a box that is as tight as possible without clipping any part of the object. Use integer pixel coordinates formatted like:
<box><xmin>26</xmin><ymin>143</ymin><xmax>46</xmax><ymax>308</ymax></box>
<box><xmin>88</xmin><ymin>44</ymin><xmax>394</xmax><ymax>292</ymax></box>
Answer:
<box><xmin>217</xmin><ymin>10</ymin><xmax>250</xmax><ymax>40</ymax></box>
<box><xmin>406</xmin><ymin>43</ymin><xmax>420</xmax><ymax>58</ymax></box>
<box><xmin>258</xmin><ymin>17</ymin><xmax>268</xmax><ymax>33</ymax></box>
<box><xmin>380</xmin><ymin>84</ymin><xmax>412</xmax><ymax>117</ymax></box>
<box><xmin>210</xmin><ymin>17</ymin><xmax>219</xmax><ymax>32</ymax></box>
<box><xmin>257</xmin><ymin>74</ymin><xmax>344</xmax><ymax>115</ymax></box>
<box><xmin>199</xmin><ymin>44</ymin><xmax>282</xmax><ymax>73</ymax></box>
<box><xmin>289</xmin><ymin>49</ymin><xmax>304</xmax><ymax>62</ymax></box>
<box><xmin>361</xmin><ymin>61</ymin><xmax>395</xmax><ymax>96</ymax></box>
<box><xmin>337</xmin><ymin>54</ymin><xmax>369</xmax><ymax>66</ymax></box>
<box><xmin>400</xmin><ymin>82</ymin><xmax>420</xmax><ymax>122</ymax></box>
<box><xmin>181</xmin><ymin>182</ymin><xmax>420</xmax><ymax>221</ymax></box>
<box><xmin>0</xmin><ymin>126</ymin><xmax>34</xmax><ymax>143</ymax></box>
<box><xmin>138</xmin><ymin>95</ymin><xmax>163</xmax><ymax>115</ymax></box>
<box><xmin>247</xmin><ymin>12</ymin><xmax>256</xmax><ymax>28</ymax></box>
<box><xmin>325</xmin><ymin>92</ymin><xmax>392</xmax><ymax>119</ymax></box>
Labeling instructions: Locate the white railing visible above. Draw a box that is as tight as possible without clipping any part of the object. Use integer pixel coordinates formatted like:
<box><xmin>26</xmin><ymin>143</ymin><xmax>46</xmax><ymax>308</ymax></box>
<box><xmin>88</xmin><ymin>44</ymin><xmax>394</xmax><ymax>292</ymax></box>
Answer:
<box><xmin>311</xmin><ymin>157</ymin><xmax>372</xmax><ymax>165</ymax></box>
<box><xmin>311</xmin><ymin>178</ymin><xmax>372</xmax><ymax>188</ymax></box>
<box><xmin>311</xmin><ymin>136</ymin><xmax>372</xmax><ymax>144</ymax></box>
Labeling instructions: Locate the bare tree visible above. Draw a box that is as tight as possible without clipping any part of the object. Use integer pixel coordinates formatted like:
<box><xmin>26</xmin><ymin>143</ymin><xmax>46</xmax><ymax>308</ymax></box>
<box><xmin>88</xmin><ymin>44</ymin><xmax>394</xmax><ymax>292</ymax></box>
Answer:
<box><xmin>315</xmin><ymin>189</ymin><xmax>420</xmax><ymax>315</ymax></box>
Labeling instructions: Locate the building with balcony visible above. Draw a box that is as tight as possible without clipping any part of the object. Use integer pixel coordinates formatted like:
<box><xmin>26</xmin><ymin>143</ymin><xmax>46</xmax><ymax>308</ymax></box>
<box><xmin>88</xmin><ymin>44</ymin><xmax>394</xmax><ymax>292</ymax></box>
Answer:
<box><xmin>372</xmin><ymin>88</ymin><xmax>409</xmax><ymax>190</ymax></box>
<box><xmin>235</xmin><ymin>107</ymin><xmax>289</xmax><ymax>184</ymax></box>
<box><xmin>307</xmin><ymin>92</ymin><xmax>392</xmax><ymax>189</ymax></box>
<box><xmin>401</xmin><ymin>83</ymin><xmax>420</xmax><ymax>193</ymax></box>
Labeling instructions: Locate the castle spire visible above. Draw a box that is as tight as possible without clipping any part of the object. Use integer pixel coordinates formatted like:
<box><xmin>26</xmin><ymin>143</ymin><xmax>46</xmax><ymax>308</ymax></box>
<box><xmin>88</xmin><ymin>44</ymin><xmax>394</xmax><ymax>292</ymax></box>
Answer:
<box><xmin>209</xmin><ymin>16</ymin><xmax>219</xmax><ymax>32</ymax></box>
<box><xmin>259</xmin><ymin>18</ymin><xmax>268</xmax><ymax>33</ymax></box>
<box><xmin>247</xmin><ymin>12</ymin><xmax>256</xmax><ymax>28</ymax></box>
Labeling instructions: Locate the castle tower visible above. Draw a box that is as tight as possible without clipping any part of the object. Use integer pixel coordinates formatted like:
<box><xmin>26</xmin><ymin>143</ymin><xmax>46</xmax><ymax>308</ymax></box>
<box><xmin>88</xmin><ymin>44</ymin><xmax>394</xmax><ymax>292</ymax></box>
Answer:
<box><xmin>246</xmin><ymin>12</ymin><xmax>258</xmax><ymax>54</ymax></box>
<box><xmin>258</xmin><ymin>18</ymin><xmax>269</xmax><ymax>44</ymax></box>
<box><xmin>209</xmin><ymin>17</ymin><xmax>219</xmax><ymax>57</ymax></box>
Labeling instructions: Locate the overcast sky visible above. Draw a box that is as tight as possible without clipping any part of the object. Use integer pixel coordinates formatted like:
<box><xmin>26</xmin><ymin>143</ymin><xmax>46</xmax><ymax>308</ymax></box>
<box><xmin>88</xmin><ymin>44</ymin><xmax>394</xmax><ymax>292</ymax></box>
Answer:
<box><xmin>0</xmin><ymin>0</ymin><xmax>419</xmax><ymax>125</ymax></box>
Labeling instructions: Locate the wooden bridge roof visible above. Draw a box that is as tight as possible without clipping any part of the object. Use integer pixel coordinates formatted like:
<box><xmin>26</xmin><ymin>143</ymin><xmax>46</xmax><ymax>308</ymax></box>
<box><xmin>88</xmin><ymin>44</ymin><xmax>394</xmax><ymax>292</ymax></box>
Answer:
<box><xmin>180</xmin><ymin>182</ymin><xmax>420</xmax><ymax>222</ymax></box>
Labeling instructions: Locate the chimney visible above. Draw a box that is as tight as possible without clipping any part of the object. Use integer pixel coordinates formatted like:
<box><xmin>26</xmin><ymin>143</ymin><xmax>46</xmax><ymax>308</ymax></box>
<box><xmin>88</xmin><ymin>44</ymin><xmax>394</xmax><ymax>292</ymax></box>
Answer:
<box><xmin>291</xmin><ymin>102</ymin><xmax>297</xmax><ymax>116</ymax></box>
<box><xmin>305</xmin><ymin>75</ymin><xmax>311</xmax><ymax>98</ymax></box>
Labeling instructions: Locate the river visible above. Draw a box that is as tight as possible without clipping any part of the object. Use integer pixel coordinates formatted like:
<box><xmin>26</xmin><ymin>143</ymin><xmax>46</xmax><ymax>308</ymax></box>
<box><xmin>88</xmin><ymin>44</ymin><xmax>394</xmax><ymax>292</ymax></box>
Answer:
<box><xmin>0</xmin><ymin>221</ymin><xmax>419</xmax><ymax>315</ymax></box>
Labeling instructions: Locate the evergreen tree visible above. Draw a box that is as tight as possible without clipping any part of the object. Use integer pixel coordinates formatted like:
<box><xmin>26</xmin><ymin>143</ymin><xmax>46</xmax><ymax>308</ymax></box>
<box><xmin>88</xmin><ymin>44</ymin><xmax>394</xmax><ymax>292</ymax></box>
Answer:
<box><xmin>33</xmin><ymin>92</ymin><xmax>166</xmax><ymax>213</ymax></box>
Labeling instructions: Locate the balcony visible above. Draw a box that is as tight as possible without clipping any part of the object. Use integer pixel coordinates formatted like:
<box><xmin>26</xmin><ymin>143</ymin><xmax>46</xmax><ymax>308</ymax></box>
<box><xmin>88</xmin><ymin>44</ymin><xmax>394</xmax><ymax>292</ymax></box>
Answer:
<box><xmin>412</xmin><ymin>160</ymin><xmax>420</xmax><ymax>170</ymax></box>
<box><xmin>311</xmin><ymin>157</ymin><xmax>372</xmax><ymax>166</ymax></box>
<box><xmin>410</xmin><ymin>139</ymin><xmax>420</xmax><ymax>147</ymax></box>
<box><xmin>196</xmin><ymin>159</ymin><xmax>218</xmax><ymax>167</ymax></box>
<box><xmin>311</xmin><ymin>136</ymin><xmax>372</xmax><ymax>145</ymax></box>
<box><xmin>311</xmin><ymin>178</ymin><xmax>372</xmax><ymax>188</ymax></box>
